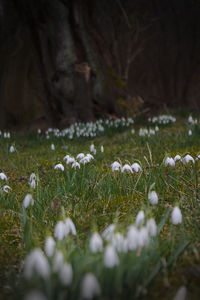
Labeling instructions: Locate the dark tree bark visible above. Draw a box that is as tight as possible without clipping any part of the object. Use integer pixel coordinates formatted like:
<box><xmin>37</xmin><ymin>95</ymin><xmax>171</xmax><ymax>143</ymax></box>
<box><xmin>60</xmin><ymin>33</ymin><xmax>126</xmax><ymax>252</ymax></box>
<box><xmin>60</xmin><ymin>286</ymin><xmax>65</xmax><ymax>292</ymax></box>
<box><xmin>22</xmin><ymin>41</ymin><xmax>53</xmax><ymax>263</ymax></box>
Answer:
<box><xmin>0</xmin><ymin>0</ymin><xmax>200</xmax><ymax>130</ymax></box>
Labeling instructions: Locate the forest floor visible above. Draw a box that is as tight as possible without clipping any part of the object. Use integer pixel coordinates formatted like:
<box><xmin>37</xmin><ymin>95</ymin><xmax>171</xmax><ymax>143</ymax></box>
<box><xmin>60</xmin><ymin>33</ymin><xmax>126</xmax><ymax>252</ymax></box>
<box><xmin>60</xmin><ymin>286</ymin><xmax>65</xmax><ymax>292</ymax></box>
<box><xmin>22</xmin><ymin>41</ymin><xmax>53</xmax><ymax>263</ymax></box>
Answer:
<box><xmin>0</xmin><ymin>112</ymin><xmax>200</xmax><ymax>300</ymax></box>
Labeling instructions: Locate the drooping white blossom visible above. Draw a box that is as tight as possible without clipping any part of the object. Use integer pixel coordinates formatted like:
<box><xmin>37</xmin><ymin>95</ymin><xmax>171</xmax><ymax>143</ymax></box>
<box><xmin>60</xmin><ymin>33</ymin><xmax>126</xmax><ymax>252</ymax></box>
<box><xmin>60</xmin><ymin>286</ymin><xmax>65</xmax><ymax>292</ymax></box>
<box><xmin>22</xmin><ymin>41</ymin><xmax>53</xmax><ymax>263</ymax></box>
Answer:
<box><xmin>71</xmin><ymin>161</ymin><xmax>80</xmax><ymax>169</ymax></box>
<box><xmin>102</xmin><ymin>224</ymin><xmax>116</xmax><ymax>241</ymax></box>
<box><xmin>59</xmin><ymin>263</ymin><xmax>73</xmax><ymax>286</ymax></box>
<box><xmin>51</xmin><ymin>144</ymin><xmax>55</xmax><ymax>150</ymax></box>
<box><xmin>2</xmin><ymin>185</ymin><xmax>12</xmax><ymax>193</ymax></box>
<box><xmin>127</xmin><ymin>225</ymin><xmax>139</xmax><ymax>250</ymax></box>
<box><xmin>146</xmin><ymin>218</ymin><xmax>157</xmax><ymax>237</ymax></box>
<box><xmin>182</xmin><ymin>154</ymin><xmax>194</xmax><ymax>164</ymax></box>
<box><xmin>54</xmin><ymin>163</ymin><xmax>64</xmax><ymax>171</ymax></box>
<box><xmin>76</xmin><ymin>153</ymin><xmax>85</xmax><ymax>160</ymax></box>
<box><xmin>81</xmin><ymin>273</ymin><xmax>101</xmax><ymax>299</ymax></box>
<box><xmin>171</xmin><ymin>206</ymin><xmax>182</xmax><ymax>225</ymax></box>
<box><xmin>138</xmin><ymin>227</ymin><xmax>149</xmax><ymax>248</ymax></box>
<box><xmin>174</xmin><ymin>155</ymin><xmax>181</xmax><ymax>162</ymax></box>
<box><xmin>45</xmin><ymin>236</ymin><xmax>56</xmax><ymax>257</ymax></box>
<box><xmin>148</xmin><ymin>191</ymin><xmax>159</xmax><ymax>205</ymax></box>
<box><xmin>165</xmin><ymin>157</ymin><xmax>175</xmax><ymax>167</ymax></box>
<box><xmin>111</xmin><ymin>161</ymin><xmax>121</xmax><ymax>172</ymax></box>
<box><xmin>54</xmin><ymin>221</ymin><xmax>67</xmax><ymax>240</ymax></box>
<box><xmin>64</xmin><ymin>217</ymin><xmax>77</xmax><ymax>235</ymax></box>
<box><xmin>111</xmin><ymin>232</ymin><xmax>128</xmax><ymax>253</ymax></box>
<box><xmin>104</xmin><ymin>245</ymin><xmax>119</xmax><ymax>268</ymax></box>
<box><xmin>9</xmin><ymin>145</ymin><xmax>15</xmax><ymax>153</ymax></box>
<box><xmin>53</xmin><ymin>250</ymin><xmax>64</xmax><ymax>272</ymax></box>
<box><xmin>101</xmin><ymin>145</ymin><xmax>104</xmax><ymax>153</ymax></box>
<box><xmin>89</xmin><ymin>232</ymin><xmax>103</xmax><ymax>253</ymax></box>
<box><xmin>131</xmin><ymin>163</ymin><xmax>142</xmax><ymax>173</ymax></box>
<box><xmin>135</xmin><ymin>210</ymin><xmax>145</xmax><ymax>228</ymax></box>
<box><xmin>0</xmin><ymin>172</ymin><xmax>7</xmax><ymax>181</ymax></box>
<box><xmin>24</xmin><ymin>248</ymin><xmax>50</xmax><ymax>279</ymax></box>
<box><xmin>23</xmin><ymin>194</ymin><xmax>34</xmax><ymax>208</ymax></box>
<box><xmin>121</xmin><ymin>164</ymin><xmax>133</xmax><ymax>173</ymax></box>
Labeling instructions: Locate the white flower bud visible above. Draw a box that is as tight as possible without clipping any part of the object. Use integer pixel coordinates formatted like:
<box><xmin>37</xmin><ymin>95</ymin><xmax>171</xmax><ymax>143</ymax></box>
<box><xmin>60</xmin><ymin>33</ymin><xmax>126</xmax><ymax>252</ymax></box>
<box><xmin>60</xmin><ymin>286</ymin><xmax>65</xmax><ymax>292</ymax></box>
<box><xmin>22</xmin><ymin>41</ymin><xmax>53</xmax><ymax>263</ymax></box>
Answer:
<box><xmin>127</xmin><ymin>225</ymin><xmax>139</xmax><ymax>250</ymax></box>
<box><xmin>59</xmin><ymin>263</ymin><xmax>73</xmax><ymax>286</ymax></box>
<box><xmin>89</xmin><ymin>232</ymin><xmax>103</xmax><ymax>253</ymax></box>
<box><xmin>148</xmin><ymin>191</ymin><xmax>159</xmax><ymax>205</ymax></box>
<box><xmin>23</xmin><ymin>194</ymin><xmax>34</xmax><ymax>208</ymax></box>
<box><xmin>54</xmin><ymin>221</ymin><xmax>67</xmax><ymax>240</ymax></box>
<box><xmin>146</xmin><ymin>218</ymin><xmax>157</xmax><ymax>237</ymax></box>
<box><xmin>104</xmin><ymin>245</ymin><xmax>119</xmax><ymax>268</ymax></box>
<box><xmin>45</xmin><ymin>236</ymin><xmax>56</xmax><ymax>257</ymax></box>
<box><xmin>165</xmin><ymin>157</ymin><xmax>175</xmax><ymax>167</ymax></box>
<box><xmin>135</xmin><ymin>210</ymin><xmax>145</xmax><ymax>228</ymax></box>
<box><xmin>81</xmin><ymin>273</ymin><xmax>101</xmax><ymax>299</ymax></box>
<box><xmin>24</xmin><ymin>248</ymin><xmax>50</xmax><ymax>279</ymax></box>
<box><xmin>171</xmin><ymin>206</ymin><xmax>182</xmax><ymax>225</ymax></box>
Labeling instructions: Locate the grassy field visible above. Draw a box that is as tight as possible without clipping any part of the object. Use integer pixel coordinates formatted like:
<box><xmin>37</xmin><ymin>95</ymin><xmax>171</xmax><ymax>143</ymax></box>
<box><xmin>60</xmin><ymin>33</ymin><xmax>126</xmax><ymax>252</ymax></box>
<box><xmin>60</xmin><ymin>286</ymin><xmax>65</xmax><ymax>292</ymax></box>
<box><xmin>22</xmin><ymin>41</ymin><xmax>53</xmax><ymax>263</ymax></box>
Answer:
<box><xmin>0</xmin><ymin>113</ymin><xmax>200</xmax><ymax>300</ymax></box>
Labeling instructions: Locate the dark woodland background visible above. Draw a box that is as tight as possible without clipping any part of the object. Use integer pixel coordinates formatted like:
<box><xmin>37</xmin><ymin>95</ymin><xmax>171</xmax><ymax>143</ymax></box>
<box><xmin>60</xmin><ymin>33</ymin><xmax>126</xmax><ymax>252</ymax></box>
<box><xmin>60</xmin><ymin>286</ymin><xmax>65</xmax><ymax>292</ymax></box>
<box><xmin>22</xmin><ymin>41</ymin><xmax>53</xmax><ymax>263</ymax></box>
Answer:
<box><xmin>0</xmin><ymin>0</ymin><xmax>200</xmax><ymax>130</ymax></box>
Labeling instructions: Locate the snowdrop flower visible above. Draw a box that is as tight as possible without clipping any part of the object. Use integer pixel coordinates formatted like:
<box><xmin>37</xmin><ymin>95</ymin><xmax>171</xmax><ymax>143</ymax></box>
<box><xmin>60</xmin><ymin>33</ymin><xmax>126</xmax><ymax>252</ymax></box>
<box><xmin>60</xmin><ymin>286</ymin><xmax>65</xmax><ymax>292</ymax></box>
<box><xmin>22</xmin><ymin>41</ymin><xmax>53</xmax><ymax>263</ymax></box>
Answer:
<box><xmin>63</xmin><ymin>154</ymin><xmax>70</xmax><ymax>161</ymax></box>
<box><xmin>54</xmin><ymin>163</ymin><xmax>64</xmax><ymax>171</ymax></box>
<box><xmin>131</xmin><ymin>163</ymin><xmax>142</xmax><ymax>173</ymax></box>
<box><xmin>54</xmin><ymin>221</ymin><xmax>67</xmax><ymax>240</ymax></box>
<box><xmin>9</xmin><ymin>145</ymin><xmax>15</xmax><ymax>153</ymax></box>
<box><xmin>182</xmin><ymin>154</ymin><xmax>194</xmax><ymax>164</ymax></box>
<box><xmin>111</xmin><ymin>232</ymin><xmax>128</xmax><ymax>253</ymax></box>
<box><xmin>66</xmin><ymin>156</ymin><xmax>76</xmax><ymax>164</ymax></box>
<box><xmin>76</xmin><ymin>153</ymin><xmax>85</xmax><ymax>160</ymax></box>
<box><xmin>146</xmin><ymin>218</ymin><xmax>157</xmax><ymax>237</ymax></box>
<box><xmin>127</xmin><ymin>225</ymin><xmax>139</xmax><ymax>250</ymax></box>
<box><xmin>174</xmin><ymin>155</ymin><xmax>181</xmax><ymax>162</ymax></box>
<box><xmin>85</xmin><ymin>154</ymin><xmax>94</xmax><ymax>160</ymax></box>
<box><xmin>188</xmin><ymin>130</ymin><xmax>192</xmax><ymax>136</ymax></box>
<box><xmin>0</xmin><ymin>172</ymin><xmax>7</xmax><ymax>181</ymax></box>
<box><xmin>104</xmin><ymin>245</ymin><xmax>119</xmax><ymax>268</ymax></box>
<box><xmin>53</xmin><ymin>250</ymin><xmax>64</xmax><ymax>272</ymax></box>
<box><xmin>131</xmin><ymin>129</ymin><xmax>135</xmax><ymax>134</ymax></box>
<box><xmin>135</xmin><ymin>210</ymin><xmax>145</xmax><ymax>227</ymax></box>
<box><xmin>171</xmin><ymin>206</ymin><xmax>182</xmax><ymax>225</ymax></box>
<box><xmin>196</xmin><ymin>154</ymin><xmax>200</xmax><ymax>160</ymax></box>
<box><xmin>165</xmin><ymin>157</ymin><xmax>175</xmax><ymax>167</ymax></box>
<box><xmin>30</xmin><ymin>180</ymin><xmax>36</xmax><ymax>189</ymax></box>
<box><xmin>173</xmin><ymin>286</ymin><xmax>187</xmax><ymax>300</ymax></box>
<box><xmin>24</xmin><ymin>248</ymin><xmax>50</xmax><ymax>279</ymax></box>
<box><xmin>111</xmin><ymin>161</ymin><xmax>121</xmax><ymax>172</ymax></box>
<box><xmin>81</xmin><ymin>273</ymin><xmax>101</xmax><ymax>299</ymax></box>
<box><xmin>101</xmin><ymin>145</ymin><xmax>104</xmax><ymax>153</ymax></box>
<box><xmin>90</xmin><ymin>144</ymin><xmax>96</xmax><ymax>154</ymax></box>
<box><xmin>2</xmin><ymin>185</ymin><xmax>12</xmax><ymax>193</ymax></box>
<box><xmin>24</xmin><ymin>290</ymin><xmax>47</xmax><ymax>300</ymax></box>
<box><xmin>51</xmin><ymin>143</ymin><xmax>55</xmax><ymax>150</ymax></box>
<box><xmin>102</xmin><ymin>224</ymin><xmax>116</xmax><ymax>241</ymax></box>
<box><xmin>80</xmin><ymin>156</ymin><xmax>90</xmax><ymax>165</ymax></box>
<box><xmin>65</xmin><ymin>217</ymin><xmax>77</xmax><ymax>235</ymax></box>
<box><xmin>121</xmin><ymin>164</ymin><xmax>133</xmax><ymax>173</ymax></box>
<box><xmin>37</xmin><ymin>128</ymin><xmax>41</xmax><ymax>134</ymax></box>
<box><xmin>138</xmin><ymin>227</ymin><xmax>149</xmax><ymax>247</ymax></box>
<box><xmin>30</xmin><ymin>173</ymin><xmax>36</xmax><ymax>182</ymax></box>
<box><xmin>72</xmin><ymin>161</ymin><xmax>80</xmax><ymax>169</ymax></box>
<box><xmin>148</xmin><ymin>191</ymin><xmax>159</xmax><ymax>205</ymax></box>
<box><xmin>45</xmin><ymin>236</ymin><xmax>56</xmax><ymax>257</ymax></box>
<box><xmin>59</xmin><ymin>263</ymin><xmax>73</xmax><ymax>286</ymax></box>
<box><xmin>23</xmin><ymin>194</ymin><xmax>34</xmax><ymax>208</ymax></box>
<box><xmin>89</xmin><ymin>232</ymin><xmax>103</xmax><ymax>253</ymax></box>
